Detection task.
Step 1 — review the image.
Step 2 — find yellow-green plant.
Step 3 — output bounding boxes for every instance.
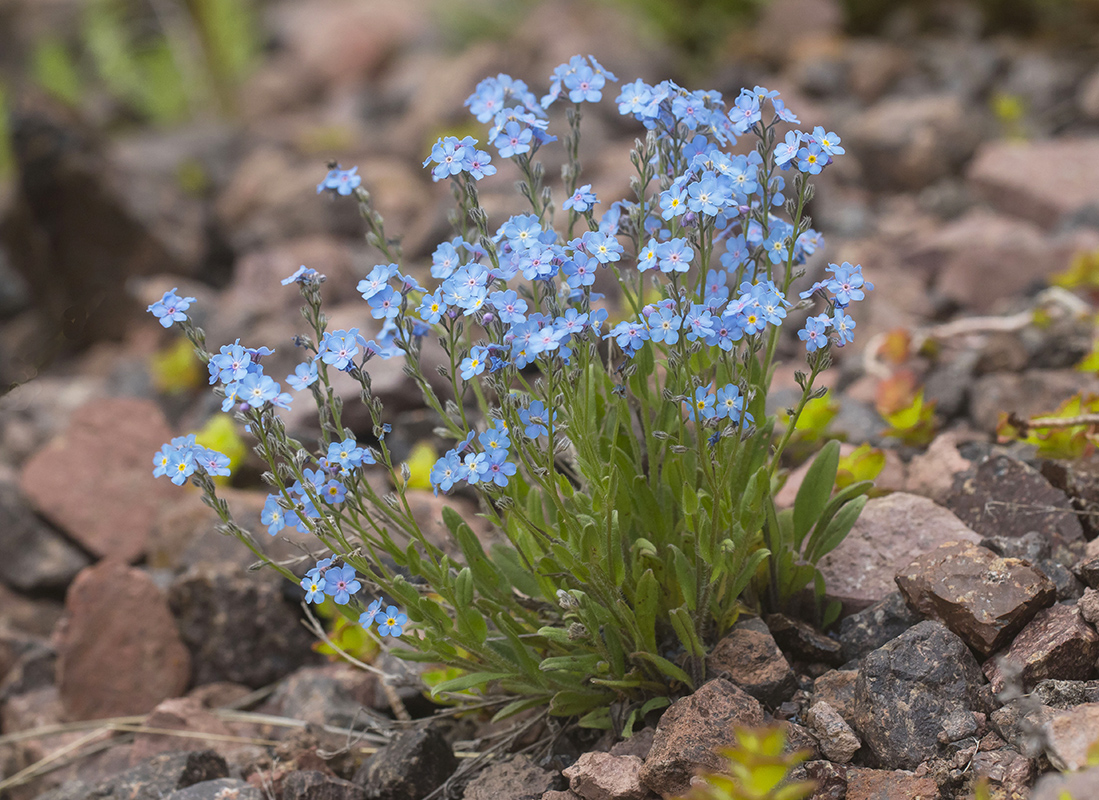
[677,726,815,800]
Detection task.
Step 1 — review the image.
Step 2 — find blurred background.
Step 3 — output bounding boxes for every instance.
[1,0,1099,392]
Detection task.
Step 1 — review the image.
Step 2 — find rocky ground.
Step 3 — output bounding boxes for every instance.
[4,0,1099,798]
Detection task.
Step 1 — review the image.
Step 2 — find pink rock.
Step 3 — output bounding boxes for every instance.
[906,209,1095,312]
[1042,703,1099,771]
[19,397,177,562]
[968,137,1099,229]
[905,431,973,504]
[816,493,982,614]
[844,767,940,800]
[56,560,191,720]
[562,752,653,800]
[984,604,1099,693]
[638,679,764,798]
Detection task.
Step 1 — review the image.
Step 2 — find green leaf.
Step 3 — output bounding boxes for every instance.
[806,494,867,564]
[456,605,488,645]
[540,654,602,674]
[669,606,705,658]
[633,569,659,653]
[430,671,511,697]
[549,690,613,716]
[631,651,694,689]
[578,707,613,729]
[669,546,696,611]
[489,543,541,598]
[793,440,840,549]
[682,482,699,516]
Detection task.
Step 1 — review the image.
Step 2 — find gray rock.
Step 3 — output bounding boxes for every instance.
[812,669,858,726]
[269,665,378,729]
[853,621,986,769]
[805,702,861,763]
[461,754,562,800]
[168,563,319,688]
[354,728,456,800]
[1042,456,1099,540]
[283,770,364,800]
[945,454,1084,546]
[166,778,262,800]
[561,752,651,800]
[969,370,1099,435]
[838,592,923,662]
[1081,587,1099,625]
[843,767,940,800]
[1032,678,1099,708]
[848,94,982,191]
[969,748,1034,800]
[764,613,845,666]
[0,482,90,592]
[36,750,229,800]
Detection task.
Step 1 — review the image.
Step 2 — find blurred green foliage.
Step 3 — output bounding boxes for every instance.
[0,0,261,181]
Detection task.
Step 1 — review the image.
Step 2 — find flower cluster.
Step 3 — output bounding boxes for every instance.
[429,419,517,495]
[423,136,496,182]
[796,261,873,352]
[207,338,292,413]
[152,434,231,486]
[145,54,874,719]
[260,436,375,536]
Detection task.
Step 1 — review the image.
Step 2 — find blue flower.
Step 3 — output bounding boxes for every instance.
[832,309,856,345]
[307,558,333,580]
[797,143,825,175]
[563,184,597,213]
[194,447,231,478]
[657,238,693,274]
[489,290,527,324]
[261,494,286,536]
[810,126,844,157]
[375,605,407,637]
[287,361,319,391]
[485,449,517,487]
[648,307,682,345]
[166,448,196,486]
[322,479,347,504]
[358,263,399,301]
[318,329,365,371]
[581,230,623,264]
[824,262,873,306]
[686,386,716,422]
[317,165,361,195]
[774,131,801,169]
[323,565,361,605]
[368,286,400,320]
[281,265,323,286]
[147,288,197,328]
[360,597,384,628]
[301,575,327,604]
[715,384,753,424]
[418,289,447,324]
[423,136,473,181]
[494,120,533,158]
[460,345,489,380]
[637,239,659,272]
[519,400,555,439]
[799,313,832,352]
[328,438,370,470]
[208,341,251,385]
[430,450,465,496]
